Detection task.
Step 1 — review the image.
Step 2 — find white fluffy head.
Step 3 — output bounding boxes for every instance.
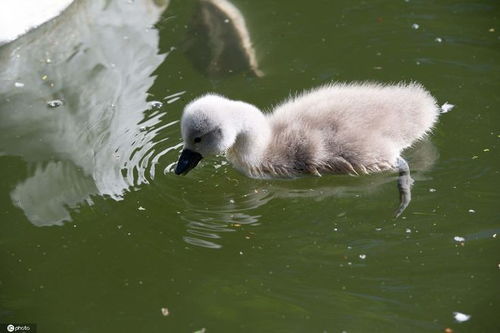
[180,94,238,156]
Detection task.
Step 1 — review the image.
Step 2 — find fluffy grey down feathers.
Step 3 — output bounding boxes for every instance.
[179,82,439,178]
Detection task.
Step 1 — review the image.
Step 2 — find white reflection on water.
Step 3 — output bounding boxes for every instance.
[0,0,172,226]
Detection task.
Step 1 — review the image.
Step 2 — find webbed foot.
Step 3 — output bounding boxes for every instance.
[395,157,414,218]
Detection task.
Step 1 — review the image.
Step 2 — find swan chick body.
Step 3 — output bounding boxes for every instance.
[175,82,439,178]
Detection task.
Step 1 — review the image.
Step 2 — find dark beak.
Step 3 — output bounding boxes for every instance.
[175,149,203,175]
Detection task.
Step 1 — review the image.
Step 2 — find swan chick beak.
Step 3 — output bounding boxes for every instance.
[175,149,203,175]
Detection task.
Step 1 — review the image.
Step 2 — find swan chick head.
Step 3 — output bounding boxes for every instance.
[175,94,238,175]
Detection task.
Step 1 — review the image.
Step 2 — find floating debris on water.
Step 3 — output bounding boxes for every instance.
[411,23,420,30]
[471,155,479,160]
[42,75,48,80]
[150,101,163,109]
[441,102,455,113]
[435,37,443,43]
[489,28,495,32]
[453,236,465,242]
[453,311,471,323]
[359,254,367,260]
[405,228,412,234]
[161,307,169,316]
[138,206,146,211]
[468,209,475,214]
[483,148,490,152]
[444,328,453,333]
[47,99,63,108]
[193,329,206,333]
[429,188,437,192]
[14,82,24,87]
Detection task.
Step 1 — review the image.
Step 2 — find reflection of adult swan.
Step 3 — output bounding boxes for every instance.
[0,0,170,226]
[184,0,263,77]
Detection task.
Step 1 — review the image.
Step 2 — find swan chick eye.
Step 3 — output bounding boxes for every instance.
[194,137,201,143]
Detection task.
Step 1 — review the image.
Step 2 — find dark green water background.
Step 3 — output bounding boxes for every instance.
[1,0,499,332]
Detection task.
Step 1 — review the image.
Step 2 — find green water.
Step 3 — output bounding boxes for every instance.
[1,0,499,332]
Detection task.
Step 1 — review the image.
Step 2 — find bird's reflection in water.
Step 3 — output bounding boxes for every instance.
[176,140,438,249]
[0,0,173,226]
[184,0,264,77]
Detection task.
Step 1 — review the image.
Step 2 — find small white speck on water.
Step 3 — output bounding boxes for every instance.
[375,227,382,231]
[493,233,497,238]
[117,225,123,229]
[411,23,420,30]
[453,312,471,322]
[333,228,338,232]
[47,99,63,108]
[405,228,412,234]
[468,209,476,214]
[239,251,244,255]
[359,254,367,260]
[441,102,455,113]
[161,307,169,316]
[138,206,146,211]
[150,101,163,109]
[224,18,230,23]
[454,236,465,242]
[46,58,52,63]
[14,82,24,87]
[229,199,235,204]
[429,188,437,192]
[435,37,443,43]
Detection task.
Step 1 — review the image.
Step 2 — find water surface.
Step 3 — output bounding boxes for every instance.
[1,0,499,332]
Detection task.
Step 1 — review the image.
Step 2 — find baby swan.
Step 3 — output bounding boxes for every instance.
[175,82,439,180]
